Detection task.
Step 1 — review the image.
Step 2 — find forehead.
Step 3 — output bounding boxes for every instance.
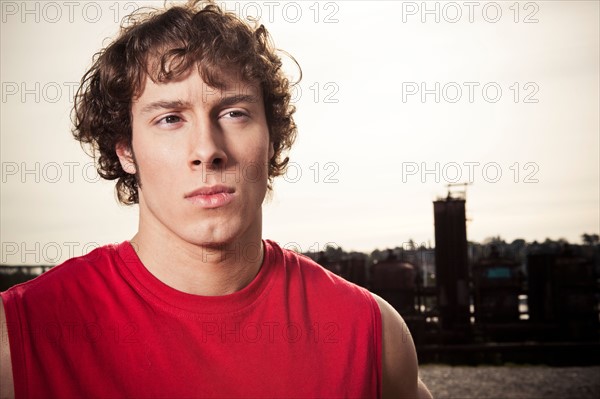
[133,67,262,106]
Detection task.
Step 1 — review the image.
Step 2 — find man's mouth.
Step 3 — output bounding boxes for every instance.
[184,185,235,208]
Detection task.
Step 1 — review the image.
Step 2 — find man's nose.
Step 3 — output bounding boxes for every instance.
[189,121,228,170]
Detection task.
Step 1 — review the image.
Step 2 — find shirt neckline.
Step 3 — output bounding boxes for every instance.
[113,239,278,317]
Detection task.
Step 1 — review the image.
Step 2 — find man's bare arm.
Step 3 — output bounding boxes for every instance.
[372,294,433,399]
[0,297,15,399]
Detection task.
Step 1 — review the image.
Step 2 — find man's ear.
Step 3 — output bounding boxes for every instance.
[116,143,137,174]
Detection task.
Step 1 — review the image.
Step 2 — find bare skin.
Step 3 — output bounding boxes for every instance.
[118,71,273,297]
[373,294,433,399]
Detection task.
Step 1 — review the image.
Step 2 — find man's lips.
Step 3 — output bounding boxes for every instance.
[184,185,235,208]
[185,185,235,197]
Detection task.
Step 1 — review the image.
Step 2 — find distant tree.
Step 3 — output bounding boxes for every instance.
[483,236,505,245]
[369,249,385,265]
[505,239,527,261]
[582,233,600,245]
[324,243,343,262]
[510,239,526,247]
[541,238,556,253]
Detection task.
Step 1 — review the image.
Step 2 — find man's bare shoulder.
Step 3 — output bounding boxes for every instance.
[371,293,433,399]
[1,297,15,398]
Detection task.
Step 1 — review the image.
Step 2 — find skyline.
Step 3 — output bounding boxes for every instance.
[1,1,598,264]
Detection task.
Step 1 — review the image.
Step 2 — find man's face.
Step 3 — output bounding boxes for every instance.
[121,69,273,248]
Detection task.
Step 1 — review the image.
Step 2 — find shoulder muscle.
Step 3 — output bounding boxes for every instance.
[372,293,432,399]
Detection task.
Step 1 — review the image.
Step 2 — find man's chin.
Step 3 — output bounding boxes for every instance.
[188,230,237,249]
[195,239,234,250]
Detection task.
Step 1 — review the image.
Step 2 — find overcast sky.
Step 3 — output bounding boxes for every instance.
[1,1,598,264]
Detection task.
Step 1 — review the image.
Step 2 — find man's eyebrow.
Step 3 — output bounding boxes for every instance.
[139,100,193,115]
[138,95,260,115]
[216,94,261,108]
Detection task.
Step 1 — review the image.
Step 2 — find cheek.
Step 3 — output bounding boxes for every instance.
[236,143,271,179]
[133,135,184,187]
[230,130,271,161]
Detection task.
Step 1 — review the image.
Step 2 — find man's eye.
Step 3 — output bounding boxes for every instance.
[222,110,248,119]
[161,115,182,124]
[156,115,182,125]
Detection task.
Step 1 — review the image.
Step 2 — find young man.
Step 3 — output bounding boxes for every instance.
[1,1,432,397]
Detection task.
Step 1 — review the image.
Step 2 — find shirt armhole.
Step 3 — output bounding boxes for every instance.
[2,289,29,398]
[365,289,383,399]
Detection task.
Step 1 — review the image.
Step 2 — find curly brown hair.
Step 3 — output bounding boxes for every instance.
[72,0,298,205]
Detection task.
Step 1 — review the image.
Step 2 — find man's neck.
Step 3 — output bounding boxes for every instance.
[129,221,264,297]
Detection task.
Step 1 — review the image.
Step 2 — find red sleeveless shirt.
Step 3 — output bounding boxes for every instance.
[2,240,381,398]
